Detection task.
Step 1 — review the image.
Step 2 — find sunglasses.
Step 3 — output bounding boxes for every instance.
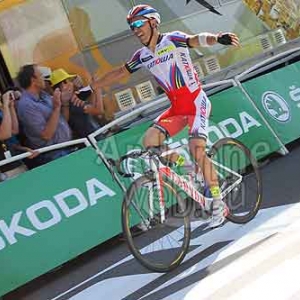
[130,19,148,30]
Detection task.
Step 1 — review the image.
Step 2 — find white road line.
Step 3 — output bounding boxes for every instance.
[228,253,300,300]
[144,203,300,298]
[180,230,300,300]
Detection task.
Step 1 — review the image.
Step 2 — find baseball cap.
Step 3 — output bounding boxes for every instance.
[38,66,52,81]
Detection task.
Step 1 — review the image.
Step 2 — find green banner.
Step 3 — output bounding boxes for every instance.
[0,147,123,296]
[242,61,300,145]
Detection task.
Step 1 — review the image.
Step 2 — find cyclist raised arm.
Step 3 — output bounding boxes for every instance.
[187,32,240,48]
[94,65,129,88]
[96,4,240,228]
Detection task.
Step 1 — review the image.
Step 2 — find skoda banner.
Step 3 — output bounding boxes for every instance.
[0,147,123,297]
[242,61,300,145]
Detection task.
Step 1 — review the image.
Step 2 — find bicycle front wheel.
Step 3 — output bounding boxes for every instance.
[122,175,191,273]
[208,138,262,224]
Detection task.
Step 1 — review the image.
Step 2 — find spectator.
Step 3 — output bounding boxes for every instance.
[2,87,39,154]
[38,66,53,95]
[0,90,14,140]
[0,89,36,180]
[16,64,72,166]
[50,68,105,138]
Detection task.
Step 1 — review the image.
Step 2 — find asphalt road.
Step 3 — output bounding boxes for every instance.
[4,142,300,300]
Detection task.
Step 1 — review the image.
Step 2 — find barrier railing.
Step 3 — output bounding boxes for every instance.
[88,80,238,191]
[235,46,300,82]
[89,78,283,193]
[0,138,90,168]
[88,79,237,141]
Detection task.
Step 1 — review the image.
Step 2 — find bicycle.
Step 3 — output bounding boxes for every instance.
[109,137,262,273]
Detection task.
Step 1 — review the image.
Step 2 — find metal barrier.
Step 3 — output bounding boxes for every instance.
[0,138,90,168]
[235,46,300,82]
[88,80,238,191]
[88,79,237,140]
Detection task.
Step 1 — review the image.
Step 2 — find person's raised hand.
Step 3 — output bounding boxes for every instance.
[72,75,84,90]
[13,90,22,101]
[52,88,62,110]
[2,91,14,108]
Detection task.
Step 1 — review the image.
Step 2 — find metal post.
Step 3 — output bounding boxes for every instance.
[234,79,289,155]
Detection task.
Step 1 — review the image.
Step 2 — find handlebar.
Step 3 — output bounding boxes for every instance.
[107,150,148,178]
[107,148,170,178]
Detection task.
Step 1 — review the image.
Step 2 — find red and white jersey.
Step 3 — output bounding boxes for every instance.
[125,31,201,99]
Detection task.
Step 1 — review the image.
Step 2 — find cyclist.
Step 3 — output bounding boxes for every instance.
[93,4,240,228]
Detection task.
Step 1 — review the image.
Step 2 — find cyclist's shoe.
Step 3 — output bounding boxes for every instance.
[208,200,228,229]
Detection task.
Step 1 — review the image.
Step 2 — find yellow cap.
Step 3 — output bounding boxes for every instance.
[50,68,76,86]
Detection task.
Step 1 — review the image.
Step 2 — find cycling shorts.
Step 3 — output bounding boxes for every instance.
[154,87,211,139]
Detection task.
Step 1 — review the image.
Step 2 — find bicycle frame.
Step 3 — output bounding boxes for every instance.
[148,147,243,223]
[92,141,244,227]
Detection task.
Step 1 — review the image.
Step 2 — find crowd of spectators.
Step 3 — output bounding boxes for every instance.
[0,64,107,181]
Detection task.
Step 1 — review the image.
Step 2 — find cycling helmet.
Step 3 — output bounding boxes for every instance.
[127,4,161,24]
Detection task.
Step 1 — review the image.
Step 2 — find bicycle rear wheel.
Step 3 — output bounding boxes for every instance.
[208,138,262,224]
[122,174,191,273]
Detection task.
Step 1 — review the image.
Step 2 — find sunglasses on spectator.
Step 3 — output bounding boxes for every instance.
[130,19,148,30]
